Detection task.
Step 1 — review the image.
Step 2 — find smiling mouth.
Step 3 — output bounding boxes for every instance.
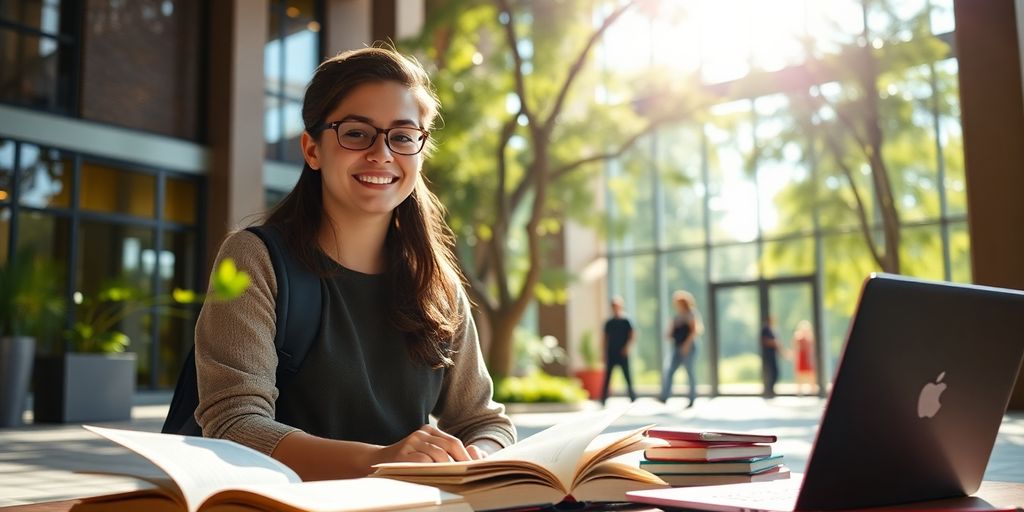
[354,175,398,185]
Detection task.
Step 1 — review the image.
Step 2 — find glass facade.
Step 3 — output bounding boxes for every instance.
[0,0,79,112]
[602,0,967,397]
[0,139,203,389]
[265,0,322,163]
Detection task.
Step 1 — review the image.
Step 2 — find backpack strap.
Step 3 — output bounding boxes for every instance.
[245,225,322,383]
[160,227,322,436]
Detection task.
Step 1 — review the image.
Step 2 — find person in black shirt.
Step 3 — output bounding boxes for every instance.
[601,297,637,405]
[761,316,781,398]
[660,290,702,407]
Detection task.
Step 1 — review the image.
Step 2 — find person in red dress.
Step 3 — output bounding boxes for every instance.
[792,320,817,396]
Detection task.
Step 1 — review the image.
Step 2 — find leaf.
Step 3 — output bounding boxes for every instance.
[212,259,251,300]
[172,288,198,304]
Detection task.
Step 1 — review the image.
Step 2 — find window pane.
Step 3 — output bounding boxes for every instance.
[698,0,750,83]
[264,94,282,159]
[281,99,305,163]
[0,139,14,202]
[713,285,760,394]
[76,221,156,383]
[14,211,71,353]
[900,224,944,281]
[755,94,814,237]
[18,144,70,208]
[710,242,757,282]
[748,0,804,72]
[80,0,202,140]
[880,64,941,223]
[0,0,63,34]
[804,0,863,58]
[607,144,656,252]
[0,31,67,111]
[282,0,319,99]
[706,100,756,243]
[935,58,965,217]
[658,124,704,247]
[948,221,970,283]
[762,237,815,278]
[81,162,156,218]
[163,175,198,225]
[157,229,199,387]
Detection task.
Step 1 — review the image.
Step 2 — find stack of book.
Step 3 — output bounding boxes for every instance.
[640,428,790,487]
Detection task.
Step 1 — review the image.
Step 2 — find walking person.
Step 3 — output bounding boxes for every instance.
[601,297,637,405]
[660,290,702,408]
[761,316,781,398]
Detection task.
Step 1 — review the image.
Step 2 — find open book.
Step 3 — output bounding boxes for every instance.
[371,409,669,511]
[80,426,470,512]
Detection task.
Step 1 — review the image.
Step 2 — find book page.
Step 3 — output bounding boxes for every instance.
[207,478,467,512]
[85,426,300,512]
[484,408,626,489]
[374,408,627,493]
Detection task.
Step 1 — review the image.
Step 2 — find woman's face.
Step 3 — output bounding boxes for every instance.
[305,80,425,221]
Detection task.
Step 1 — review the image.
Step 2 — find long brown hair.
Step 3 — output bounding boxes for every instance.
[264,46,461,368]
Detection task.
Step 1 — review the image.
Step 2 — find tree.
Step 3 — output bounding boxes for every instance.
[401,0,700,377]
[763,1,952,274]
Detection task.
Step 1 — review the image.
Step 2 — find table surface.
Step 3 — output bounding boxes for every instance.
[1,481,1022,512]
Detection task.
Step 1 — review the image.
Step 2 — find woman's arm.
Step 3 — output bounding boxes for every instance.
[434,290,517,455]
[194,231,299,454]
[272,424,474,480]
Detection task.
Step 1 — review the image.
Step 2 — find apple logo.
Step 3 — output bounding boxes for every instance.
[917,371,947,418]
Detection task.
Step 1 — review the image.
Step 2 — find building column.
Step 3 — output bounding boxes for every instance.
[206,0,268,272]
[954,0,1024,409]
[324,0,424,55]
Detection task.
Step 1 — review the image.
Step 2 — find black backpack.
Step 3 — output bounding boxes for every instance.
[161,225,322,436]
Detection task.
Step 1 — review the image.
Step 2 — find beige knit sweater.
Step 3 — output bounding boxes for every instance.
[193,230,516,456]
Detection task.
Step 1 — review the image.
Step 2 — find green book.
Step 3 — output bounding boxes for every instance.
[640,455,784,475]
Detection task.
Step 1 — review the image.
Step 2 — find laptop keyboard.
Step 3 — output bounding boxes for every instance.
[714,487,797,504]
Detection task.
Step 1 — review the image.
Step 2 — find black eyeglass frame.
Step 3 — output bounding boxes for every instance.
[316,120,430,156]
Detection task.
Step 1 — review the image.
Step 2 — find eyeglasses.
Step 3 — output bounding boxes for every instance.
[317,120,430,156]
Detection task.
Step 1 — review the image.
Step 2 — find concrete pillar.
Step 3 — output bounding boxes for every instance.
[206,0,268,272]
[324,0,424,55]
[954,0,1024,410]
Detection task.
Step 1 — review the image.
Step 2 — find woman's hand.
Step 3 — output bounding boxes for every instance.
[374,425,472,464]
[467,438,503,460]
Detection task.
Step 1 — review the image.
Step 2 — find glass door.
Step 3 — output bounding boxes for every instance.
[710,277,820,396]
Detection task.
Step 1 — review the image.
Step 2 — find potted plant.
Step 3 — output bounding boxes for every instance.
[0,254,65,427]
[573,330,604,400]
[33,259,250,423]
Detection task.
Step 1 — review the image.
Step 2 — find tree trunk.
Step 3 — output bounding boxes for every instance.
[486,311,518,378]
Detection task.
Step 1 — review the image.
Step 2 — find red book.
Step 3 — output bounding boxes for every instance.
[646,428,777,444]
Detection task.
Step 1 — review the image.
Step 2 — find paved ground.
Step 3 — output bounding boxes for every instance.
[1,395,1022,507]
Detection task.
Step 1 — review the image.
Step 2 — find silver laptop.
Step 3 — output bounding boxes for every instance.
[629,273,1024,511]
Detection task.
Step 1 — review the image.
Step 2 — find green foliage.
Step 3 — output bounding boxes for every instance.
[397,0,702,376]
[512,328,567,376]
[66,259,250,354]
[0,252,65,341]
[577,329,600,369]
[493,371,587,403]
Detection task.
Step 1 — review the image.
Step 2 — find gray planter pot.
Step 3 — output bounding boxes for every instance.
[33,352,136,423]
[0,336,35,427]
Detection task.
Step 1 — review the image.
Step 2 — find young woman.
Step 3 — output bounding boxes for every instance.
[193,47,516,480]
[660,290,702,407]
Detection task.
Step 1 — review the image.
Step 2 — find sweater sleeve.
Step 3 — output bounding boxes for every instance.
[194,230,300,455]
[433,289,517,449]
